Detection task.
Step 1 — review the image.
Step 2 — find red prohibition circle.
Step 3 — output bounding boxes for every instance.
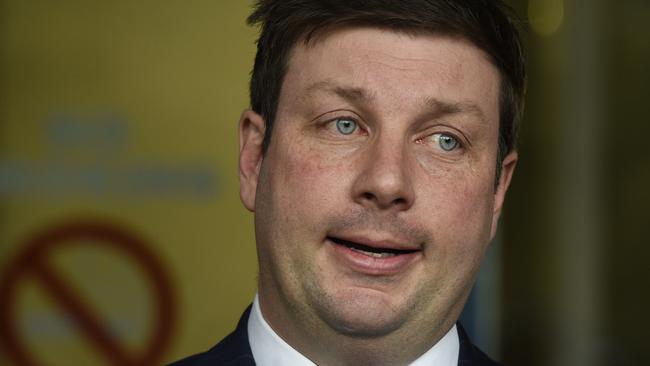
[0,220,176,366]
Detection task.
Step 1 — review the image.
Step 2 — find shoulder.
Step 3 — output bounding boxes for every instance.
[167,307,256,366]
[457,323,504,366]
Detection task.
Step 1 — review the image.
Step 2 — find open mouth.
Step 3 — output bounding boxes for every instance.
[328,236,419,258]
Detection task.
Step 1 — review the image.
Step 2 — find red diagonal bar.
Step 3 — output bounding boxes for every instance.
[31,260,135,366]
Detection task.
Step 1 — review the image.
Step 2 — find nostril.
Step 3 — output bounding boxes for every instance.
[392,197,407,206]
[360,191,409,208]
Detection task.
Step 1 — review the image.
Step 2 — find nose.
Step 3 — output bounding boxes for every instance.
[351,138,415,212]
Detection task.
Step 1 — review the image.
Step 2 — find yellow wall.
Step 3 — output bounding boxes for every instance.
[0,1,258,364]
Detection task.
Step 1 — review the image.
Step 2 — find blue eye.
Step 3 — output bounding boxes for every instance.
[434,133,459,151]
[335,118,357,135]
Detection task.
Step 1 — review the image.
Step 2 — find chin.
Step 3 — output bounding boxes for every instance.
[311,286,410,338]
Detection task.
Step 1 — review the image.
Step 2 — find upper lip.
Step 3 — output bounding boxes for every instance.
[327,233,422,253]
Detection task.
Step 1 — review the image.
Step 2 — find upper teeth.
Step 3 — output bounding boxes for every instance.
[350,247,396,258]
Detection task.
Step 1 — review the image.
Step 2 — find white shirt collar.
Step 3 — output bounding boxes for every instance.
[248,294,459,366]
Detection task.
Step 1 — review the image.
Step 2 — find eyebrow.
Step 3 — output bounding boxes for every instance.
[423,97,487,123]
[305,80,375,103]
[305,80,486,122]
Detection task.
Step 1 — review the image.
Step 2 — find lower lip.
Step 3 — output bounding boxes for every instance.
[328,240,421,276]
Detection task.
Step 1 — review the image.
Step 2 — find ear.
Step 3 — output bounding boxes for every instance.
[490,151,518,239]
[239,110,266,212]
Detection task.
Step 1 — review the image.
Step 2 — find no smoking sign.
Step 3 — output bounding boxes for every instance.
[0,220,176,366]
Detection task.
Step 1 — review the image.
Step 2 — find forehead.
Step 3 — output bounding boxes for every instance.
[279,27,500,123]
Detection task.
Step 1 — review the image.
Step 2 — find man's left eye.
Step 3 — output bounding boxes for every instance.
[432,133,459,151]
[335,118,357,135]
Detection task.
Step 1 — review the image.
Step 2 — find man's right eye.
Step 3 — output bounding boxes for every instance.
[335,118,358,135]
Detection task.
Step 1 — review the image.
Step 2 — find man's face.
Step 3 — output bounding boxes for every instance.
[240,27,516,347]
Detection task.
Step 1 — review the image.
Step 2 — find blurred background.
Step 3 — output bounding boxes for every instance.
[0,1,647,365]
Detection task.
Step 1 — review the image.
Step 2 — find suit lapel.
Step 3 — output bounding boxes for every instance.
[168,306,256,366]
[457,322,503,366]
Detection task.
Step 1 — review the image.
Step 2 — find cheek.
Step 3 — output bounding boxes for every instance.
[423,168,496,254]
[422,182,494,302]
[287,140,351,188]
[434,146,497,229]
[264,141,350,223]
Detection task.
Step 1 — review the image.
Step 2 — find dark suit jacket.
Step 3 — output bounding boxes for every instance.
[169,306,503,366]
